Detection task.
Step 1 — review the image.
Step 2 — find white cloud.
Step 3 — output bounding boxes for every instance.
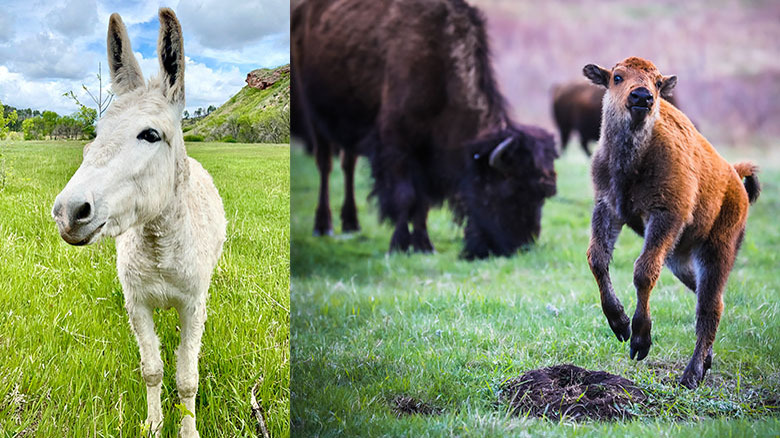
[47,0,99,38]
[0,32,96,80]
[176,0,289,50]
[0,0,287,116]
[0,13,14,42]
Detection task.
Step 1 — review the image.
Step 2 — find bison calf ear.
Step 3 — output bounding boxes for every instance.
[583,64,610,88]
[660,75,677,99]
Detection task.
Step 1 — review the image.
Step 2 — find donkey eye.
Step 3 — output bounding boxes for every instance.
[137,128,161,143]
[613,75,623,84]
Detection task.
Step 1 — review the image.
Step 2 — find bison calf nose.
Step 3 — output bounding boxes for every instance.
[629,88,653,108]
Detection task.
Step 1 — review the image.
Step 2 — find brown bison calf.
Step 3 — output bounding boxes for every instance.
[583,57,760,388]
[552,81,678,157]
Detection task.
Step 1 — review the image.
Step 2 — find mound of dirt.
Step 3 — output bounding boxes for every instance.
[391,396,442,416]
[500,364,645,421]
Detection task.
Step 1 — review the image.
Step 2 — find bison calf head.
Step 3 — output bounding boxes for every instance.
[459,125,558,259]
[584,57,677,131]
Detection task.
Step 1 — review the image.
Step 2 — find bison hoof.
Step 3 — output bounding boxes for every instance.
[313,228,334,237]
[341,222,361,233]
[608,315,631,342]
[629,336,651,361]
[679,370,703,389]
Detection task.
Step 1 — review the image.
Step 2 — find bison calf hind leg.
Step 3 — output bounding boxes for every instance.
[680,240,735,389]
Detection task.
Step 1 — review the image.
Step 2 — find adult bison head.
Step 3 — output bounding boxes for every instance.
[458,125,558,259]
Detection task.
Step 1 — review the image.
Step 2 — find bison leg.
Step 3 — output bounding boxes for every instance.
[680,232,738,388]
[410,204,434,253]
[587,199,629,341]
[340,148,360,233]
[313,136,334,236]
[579,136,592,157]
[666,249,697,292]
[558,126,570,152]
[630,211,684,361]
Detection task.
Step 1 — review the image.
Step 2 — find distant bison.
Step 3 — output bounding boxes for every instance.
[292,0,558,258]
[552,81,678,156]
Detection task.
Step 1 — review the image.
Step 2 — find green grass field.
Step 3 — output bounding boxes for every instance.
[290,143,779,436]
[0,141,289,437]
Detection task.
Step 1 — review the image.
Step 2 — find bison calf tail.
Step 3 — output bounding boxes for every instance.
[734,162,761,204]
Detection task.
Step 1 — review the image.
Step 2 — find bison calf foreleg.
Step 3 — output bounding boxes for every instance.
[630,212,684,361]
[587,200,630,341]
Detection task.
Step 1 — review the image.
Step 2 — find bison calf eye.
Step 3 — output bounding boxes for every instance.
[613,75,623,84]
[656,80,662,88]
[137,128,161,143]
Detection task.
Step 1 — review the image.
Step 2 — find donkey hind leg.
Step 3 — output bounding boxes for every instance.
[410,202,434,253]
[340,149,360,233]
[587,200,629,341]
[176,302,207,437]
[127,304,164,437]
[680,239,736,389]
[313,135,334,237]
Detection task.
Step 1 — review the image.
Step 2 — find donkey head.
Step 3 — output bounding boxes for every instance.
[53,8,187,245]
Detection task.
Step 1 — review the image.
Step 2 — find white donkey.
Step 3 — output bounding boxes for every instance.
[52,8,225,437]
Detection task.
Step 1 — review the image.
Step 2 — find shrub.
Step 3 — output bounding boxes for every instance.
[183,134,204,142]
[220,135,237,143]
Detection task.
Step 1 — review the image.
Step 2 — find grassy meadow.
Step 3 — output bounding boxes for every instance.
[0,141,289,436]
[290,143,779,436]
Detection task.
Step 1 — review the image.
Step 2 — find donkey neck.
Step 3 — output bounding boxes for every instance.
[137,157,192,255]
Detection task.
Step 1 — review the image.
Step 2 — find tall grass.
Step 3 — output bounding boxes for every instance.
[290,142,779,436]
[0,141,290,437]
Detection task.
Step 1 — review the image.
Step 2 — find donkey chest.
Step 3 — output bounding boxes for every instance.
[116,233,204,307]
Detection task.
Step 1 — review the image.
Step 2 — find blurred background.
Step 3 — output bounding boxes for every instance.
[473,0,779,150]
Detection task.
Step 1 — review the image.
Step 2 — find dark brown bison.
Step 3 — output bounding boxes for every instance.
[552,81,678,157]
[292,0,558,258]
[584,57,760,388]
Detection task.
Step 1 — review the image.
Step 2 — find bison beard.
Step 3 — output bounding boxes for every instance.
[293,0,558,258]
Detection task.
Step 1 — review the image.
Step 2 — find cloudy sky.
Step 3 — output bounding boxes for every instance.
[0,0,289,115]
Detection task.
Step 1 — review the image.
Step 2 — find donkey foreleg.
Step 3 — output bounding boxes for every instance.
[630,211,684,361]
[176,301,207,438]
[587,200,629,341]
[127,303,164,436]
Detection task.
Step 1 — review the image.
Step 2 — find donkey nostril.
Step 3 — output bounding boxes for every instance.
[74,202,93,222]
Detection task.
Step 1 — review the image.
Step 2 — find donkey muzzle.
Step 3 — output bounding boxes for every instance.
[52,192,105,246]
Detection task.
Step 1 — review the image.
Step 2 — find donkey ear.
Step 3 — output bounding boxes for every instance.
[157,8,185,107]
[107,13,144,95]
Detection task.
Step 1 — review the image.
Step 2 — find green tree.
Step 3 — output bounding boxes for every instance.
[75,106,97,138]
[22,116,45,140]
[41,111,59,138]
[207,105,216,115]
[183,110,190,119]
[0,99,18,138]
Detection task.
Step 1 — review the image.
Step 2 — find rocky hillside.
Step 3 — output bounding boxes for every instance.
[184,64,290,143]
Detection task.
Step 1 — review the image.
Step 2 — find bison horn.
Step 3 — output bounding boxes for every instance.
[488,136,514,168]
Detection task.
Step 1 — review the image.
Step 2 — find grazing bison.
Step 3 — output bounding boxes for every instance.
[292,0,558,258]
[552,81,678,157]
[584,57,760,388]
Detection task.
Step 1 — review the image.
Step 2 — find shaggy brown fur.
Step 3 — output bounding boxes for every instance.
[583,57,760,389]
[552,81,678,157]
